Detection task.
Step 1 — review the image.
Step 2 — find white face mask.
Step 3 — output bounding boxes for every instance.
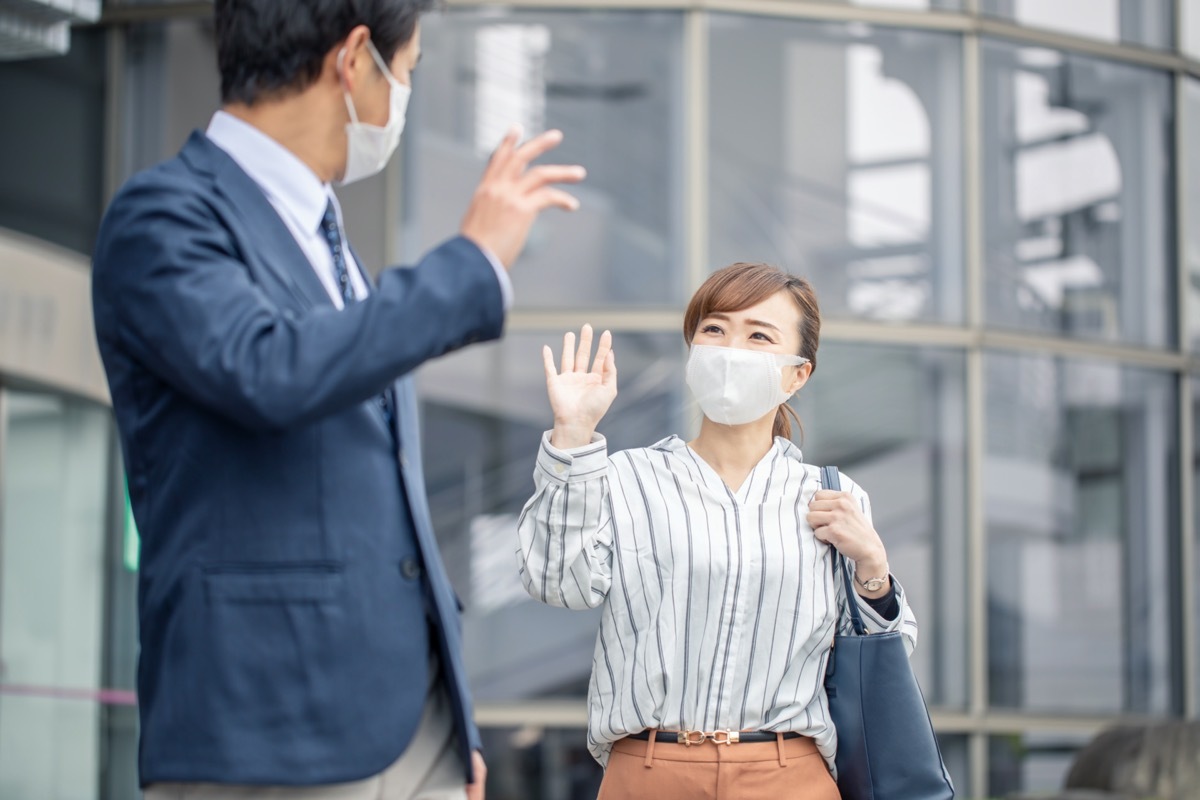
[337,41,411,186]
[685,344,809,426]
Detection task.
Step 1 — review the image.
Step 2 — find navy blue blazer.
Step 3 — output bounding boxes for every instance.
[91,132,503,787]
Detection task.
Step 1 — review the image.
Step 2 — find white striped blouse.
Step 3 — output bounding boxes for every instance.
[515,431,919,772]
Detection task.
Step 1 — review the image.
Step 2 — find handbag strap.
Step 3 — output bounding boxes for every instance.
[819,466,867,636]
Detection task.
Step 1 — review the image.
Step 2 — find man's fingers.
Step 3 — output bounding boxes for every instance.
[484,124,523,179]
[510,128,565,172]
[576,324,594,373]
[561,331,576,374]
[591,330,612,375]
[542,345,558,380]
[530,187,581,213]
[520,164,587,192]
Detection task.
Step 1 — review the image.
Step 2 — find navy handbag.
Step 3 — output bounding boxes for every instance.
[820,466,955,800]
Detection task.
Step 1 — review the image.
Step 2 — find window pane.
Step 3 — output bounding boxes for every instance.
[119,19,219,181]
[791,343,968,708]
[0,28,105,254]
[937,734,971,797]
[830,0,962,9]
[709,16,964,324]
[982,43,1174,348]
[1187,1,1200,58]
[1187,79,1200,352]
[989,731,1094,797]
[1194,376,1200,702]
[982,0,1173,50]
[986,354,1179,715]
[403,11,686,308]
[479,727,602,799]
[418,332,684,701]
[0,392,113,798]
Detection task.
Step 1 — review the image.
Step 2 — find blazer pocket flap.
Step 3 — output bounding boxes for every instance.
[204,567,343,603]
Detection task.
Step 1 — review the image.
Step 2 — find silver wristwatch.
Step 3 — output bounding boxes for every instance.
[855,570,889,592]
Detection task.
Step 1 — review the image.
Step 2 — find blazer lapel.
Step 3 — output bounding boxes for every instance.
[182,132,333,311]
[347,243,404,447]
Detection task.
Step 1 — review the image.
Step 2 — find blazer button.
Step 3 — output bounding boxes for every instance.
[400,558,422,580]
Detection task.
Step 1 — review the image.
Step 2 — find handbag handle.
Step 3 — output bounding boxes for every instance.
[820,466,868,636]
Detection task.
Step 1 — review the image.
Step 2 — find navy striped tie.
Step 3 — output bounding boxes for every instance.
[320,201,396,437]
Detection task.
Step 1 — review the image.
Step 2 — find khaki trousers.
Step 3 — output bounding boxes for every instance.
[144,679,466,800]
[597,733,840,800]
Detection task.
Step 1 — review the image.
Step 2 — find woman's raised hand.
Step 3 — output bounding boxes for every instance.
[543,325,618,450]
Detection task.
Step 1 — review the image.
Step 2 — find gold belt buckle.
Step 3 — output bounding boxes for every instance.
[675,729,740,746]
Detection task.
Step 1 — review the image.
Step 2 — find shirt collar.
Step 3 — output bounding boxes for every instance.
[651,434,805,463]
[205,110,331,236]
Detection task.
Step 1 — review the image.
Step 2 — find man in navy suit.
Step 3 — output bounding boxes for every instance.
[91,1,585,797]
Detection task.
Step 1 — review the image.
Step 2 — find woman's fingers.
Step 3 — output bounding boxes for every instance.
[806,510,836,528]
[555,326,617,379]
[602,349,618,390]
[561,331,576,374]
[542,345,557,380]
[591,330,612,375]
[576,325,594,373]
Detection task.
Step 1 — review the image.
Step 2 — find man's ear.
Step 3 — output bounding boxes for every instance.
[333,25,372,92]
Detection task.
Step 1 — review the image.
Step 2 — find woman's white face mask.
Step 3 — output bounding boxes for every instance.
[685,344,809,426]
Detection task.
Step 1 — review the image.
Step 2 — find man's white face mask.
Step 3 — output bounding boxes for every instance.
[337,40,411,186]
[685,344,809,426]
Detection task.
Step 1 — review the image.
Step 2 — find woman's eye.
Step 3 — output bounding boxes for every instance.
[750,332,774,342]
[702,324,723,334]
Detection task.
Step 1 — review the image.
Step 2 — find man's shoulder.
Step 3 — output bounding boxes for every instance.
[111,137,213,206]
[93,136,227,285]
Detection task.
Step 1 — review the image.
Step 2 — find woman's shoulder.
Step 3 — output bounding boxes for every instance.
[795,448,868,498]
[606,435,688,468]
[823,466,869,499]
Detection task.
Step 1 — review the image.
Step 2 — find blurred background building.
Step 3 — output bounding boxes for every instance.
[0,0,1198,797]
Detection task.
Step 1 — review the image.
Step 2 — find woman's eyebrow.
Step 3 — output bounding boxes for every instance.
[702,313,782,334]
[745,319,782,333]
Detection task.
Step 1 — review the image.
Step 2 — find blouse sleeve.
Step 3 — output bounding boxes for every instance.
[516,431,615,610]
[832,473,920,656]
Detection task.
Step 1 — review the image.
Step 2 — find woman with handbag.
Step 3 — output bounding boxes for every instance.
[516,262,921,800]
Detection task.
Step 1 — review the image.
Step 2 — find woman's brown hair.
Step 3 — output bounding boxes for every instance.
[683,262,821,440]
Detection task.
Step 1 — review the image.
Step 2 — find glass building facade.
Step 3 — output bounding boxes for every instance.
[0,1,1197,797]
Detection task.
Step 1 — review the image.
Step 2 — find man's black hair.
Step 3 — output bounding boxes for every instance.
[215,0,437,105]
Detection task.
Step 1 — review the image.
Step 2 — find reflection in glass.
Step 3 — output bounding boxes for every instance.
[709,16,964,324]
[418,333,684,701]
[1187,80,1200,352]
[403,11,686,308]
[0,392,113,797]
[791,343,968,708]
[982,43,1174,348]
[986,354,1178,714]
[981,0,1173,50]
[989,732,1095,797]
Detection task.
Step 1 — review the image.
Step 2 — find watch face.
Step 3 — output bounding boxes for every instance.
[863,577,886,591]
